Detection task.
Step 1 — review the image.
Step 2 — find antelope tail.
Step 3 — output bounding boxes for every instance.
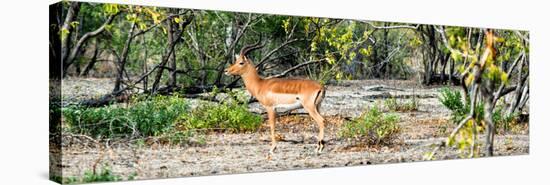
[314,87,326,112]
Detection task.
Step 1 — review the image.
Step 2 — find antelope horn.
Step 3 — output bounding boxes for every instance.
[239,36,264,57]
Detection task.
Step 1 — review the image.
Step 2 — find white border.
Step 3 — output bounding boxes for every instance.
[1,0,548,184]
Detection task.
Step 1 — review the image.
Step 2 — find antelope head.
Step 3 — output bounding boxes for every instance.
[225,54,252,76]
[224,40,263,76]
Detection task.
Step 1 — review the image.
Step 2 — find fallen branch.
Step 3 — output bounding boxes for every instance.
[363,85,405,92]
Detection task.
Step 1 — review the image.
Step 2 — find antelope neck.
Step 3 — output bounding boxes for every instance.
[240,66,262,97]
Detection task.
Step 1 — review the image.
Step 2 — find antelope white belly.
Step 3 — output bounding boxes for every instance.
[274,101,303,111]
[268,92,303,111]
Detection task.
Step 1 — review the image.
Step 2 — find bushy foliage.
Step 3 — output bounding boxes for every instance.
[62,95,190,138]
[177,101,263,133]
[63,93,263,141]
[339,106,401,145]
[438,88,518,132]
[438,87,469,123]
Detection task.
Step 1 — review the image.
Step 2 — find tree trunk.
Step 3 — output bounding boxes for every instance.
[448,59,455,85]
[141,35,149,91]
[113,22,137,93]
[440,53,449,83]
[64,12,118,77]
[383,25,390,78]
[483,98,495,156]
[506,58,528,116]
[151,12,192,93]
[422,26,438,85]
[60,2,80,77]
[50,3,63,79]
[80,39,100,76]
[167,10,178,87]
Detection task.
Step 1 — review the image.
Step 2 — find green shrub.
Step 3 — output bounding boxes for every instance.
[178,101,262,133]
[82,166,121,183]
[493,105,520,134]
[438,88,482,124]
[63,93,262,142]
[339,106,401,145]
[62,95,190,138]
[54,166,136,184]
[438,88,519,133]
[439,88,465,113]
[384,97,418,112]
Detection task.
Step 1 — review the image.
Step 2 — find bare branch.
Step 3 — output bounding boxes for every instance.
[256,38,308,67]
[132,10,191,39]
[65,12,119,68]
[515,31,529,44]
[434,26,477,60]
[360,21,419,30]
[492,51,525,108]
[265,59,323,79]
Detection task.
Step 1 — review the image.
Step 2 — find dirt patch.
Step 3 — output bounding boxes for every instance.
[56,133,528,180]
[400,117,454,139]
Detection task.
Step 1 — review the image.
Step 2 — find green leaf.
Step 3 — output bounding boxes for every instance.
[60,27,70,41]
[70,21,79,29]
[174,17,182,24]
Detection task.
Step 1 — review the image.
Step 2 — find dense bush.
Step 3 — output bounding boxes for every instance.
[339,106,401,145]
[438,88,464,111]
[177,101,263,133]
[438,87,480,124]
[63,94,263,140]
[62,95,190,138]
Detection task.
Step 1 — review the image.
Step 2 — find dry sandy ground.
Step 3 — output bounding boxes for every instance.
[55,79,529,181]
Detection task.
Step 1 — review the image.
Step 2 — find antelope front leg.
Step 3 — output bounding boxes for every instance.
[266,107,278,157]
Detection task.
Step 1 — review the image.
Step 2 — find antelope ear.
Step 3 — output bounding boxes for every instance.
[235,54,240,60]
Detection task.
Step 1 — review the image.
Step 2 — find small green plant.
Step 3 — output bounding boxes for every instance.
[439,88,468,123]
[384,97,418,112]
[493,105,520,134]
[178,101,263,133]
[438,88,486,124]
[339,106,401,145]
[50,175,78,184]
[54,166,137,184]
[127,172,138,181]
[82,166,121,183]
[439,88,465,113]
[384,97,399,111]
[159,130,196,145]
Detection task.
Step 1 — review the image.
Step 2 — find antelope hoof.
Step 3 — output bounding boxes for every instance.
[266,145,277,160]
[269,144,278,154]
[316,141,325,154]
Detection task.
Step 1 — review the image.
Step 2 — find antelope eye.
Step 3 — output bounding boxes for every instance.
[239,62,244,65]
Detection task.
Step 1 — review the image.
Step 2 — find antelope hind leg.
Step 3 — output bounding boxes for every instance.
[266,107,278,159]
[304,103,325,154]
